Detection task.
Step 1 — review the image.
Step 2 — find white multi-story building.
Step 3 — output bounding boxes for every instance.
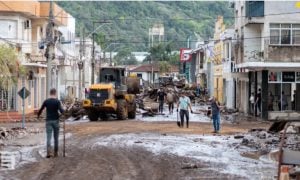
[0,1,76,121]
[234,1,300,119]
[221,28,236,109]
[57,14,77,100]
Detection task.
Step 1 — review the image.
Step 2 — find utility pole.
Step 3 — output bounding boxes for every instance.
[78,27,84,100]
[82,28,85,90]
[91,21,111,84]
[110,51,112,66]
[91,22,95,84]
[45,1,55,98]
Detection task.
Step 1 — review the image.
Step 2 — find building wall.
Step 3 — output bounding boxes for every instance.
[213,65,223,103]
[243,24,263,63]
[133,72,159,82]
[15,67,46,114]
[57,14,76,99]
[0,14,32,54]
[0,2,74,120]
[225,78,235,109]
[213,16,225,103]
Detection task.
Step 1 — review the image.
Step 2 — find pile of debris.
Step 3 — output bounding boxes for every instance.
[137,83,209,116]
[235,123,300,153]
[0,127,42,141]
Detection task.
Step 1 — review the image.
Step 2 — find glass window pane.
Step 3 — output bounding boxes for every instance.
[270,29,280,44]
[293,24,300,28]
[270,23,280,28]
[293,30,300,44]
[281,24,291,28]
[281,29,291,44]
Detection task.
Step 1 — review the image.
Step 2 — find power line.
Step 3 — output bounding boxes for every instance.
[1,35,299,46]
[90,35,298,44]
[37,11,300,22]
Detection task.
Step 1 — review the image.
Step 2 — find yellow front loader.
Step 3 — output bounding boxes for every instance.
[83,67,140,121]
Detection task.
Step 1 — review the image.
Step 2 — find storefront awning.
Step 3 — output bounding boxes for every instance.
[236,62,300,71]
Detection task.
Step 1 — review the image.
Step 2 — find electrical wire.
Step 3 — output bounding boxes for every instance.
[37,11,300,22]
[2,1,300,22]
[2,34,300,47]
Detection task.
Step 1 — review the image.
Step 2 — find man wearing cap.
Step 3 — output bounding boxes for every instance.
[157,87,167,114]
[177,92,193,128]
[210,96,221,133]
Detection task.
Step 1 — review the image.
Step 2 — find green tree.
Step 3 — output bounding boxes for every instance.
[114,48,138,65]
[159,61,171,73]
[0,44,23,89]
[95,32,107,48]
[145,42,175,62]
[169,52,180,65]
[58,1,234,51]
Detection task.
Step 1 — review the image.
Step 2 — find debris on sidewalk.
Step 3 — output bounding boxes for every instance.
[0,127,42,140]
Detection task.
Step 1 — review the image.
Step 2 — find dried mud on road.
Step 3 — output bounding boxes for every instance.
[1,120,275,180]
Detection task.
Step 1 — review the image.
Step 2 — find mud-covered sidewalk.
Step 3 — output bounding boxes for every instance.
[0,119,276,180]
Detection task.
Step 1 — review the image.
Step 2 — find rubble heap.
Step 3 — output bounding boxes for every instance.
[236,126,300,153]
[0,127,42,141]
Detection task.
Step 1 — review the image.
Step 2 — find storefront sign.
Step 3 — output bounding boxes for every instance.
[180,48,192,62]
[282,72,295,82]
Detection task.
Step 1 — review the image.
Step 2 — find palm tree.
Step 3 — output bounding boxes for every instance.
[0,44,23,89]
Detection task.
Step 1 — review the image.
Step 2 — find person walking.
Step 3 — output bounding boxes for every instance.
[268,92,274,111]
[292,90,296,110]
[210,96,221,133]
[166,90,175,114]
[196,84,201,97]
[255,88,262,116]
[177,92,193,128]
[249,93,255,115]
[282,91,288,110]
[157,87,166,114]
[38,88,64,158]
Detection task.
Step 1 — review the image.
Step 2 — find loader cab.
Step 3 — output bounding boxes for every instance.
[99,67,126,87]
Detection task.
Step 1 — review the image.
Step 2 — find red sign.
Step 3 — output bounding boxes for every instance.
[180,48,192,62]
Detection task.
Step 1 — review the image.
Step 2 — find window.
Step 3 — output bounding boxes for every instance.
[246,1,264,17]
[0,20,17,39]
[270,23,300,45]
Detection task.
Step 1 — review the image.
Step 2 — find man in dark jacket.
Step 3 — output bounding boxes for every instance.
[38,88,64,158]
[210,96,221,133]
[157,87,166,114]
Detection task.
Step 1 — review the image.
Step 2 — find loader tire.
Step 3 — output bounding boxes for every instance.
[99,114,109,121]
[88,110,98,121]
[117,99,128,120]
[128,103,136,119]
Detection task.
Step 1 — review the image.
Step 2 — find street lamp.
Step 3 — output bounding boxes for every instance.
[91,21,111,84]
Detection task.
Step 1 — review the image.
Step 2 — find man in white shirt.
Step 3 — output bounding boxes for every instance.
[177,92,193,128]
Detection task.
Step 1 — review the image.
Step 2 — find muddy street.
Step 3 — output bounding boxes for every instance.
[0,119,277,180]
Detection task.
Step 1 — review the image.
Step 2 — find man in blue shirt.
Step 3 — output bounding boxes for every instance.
[38,88,64,158]
[177,92,193,128]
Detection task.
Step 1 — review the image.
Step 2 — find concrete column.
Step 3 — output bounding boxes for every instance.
[254,72,258,116]
[261,70,268,120]
[296,84,300,111]
[248,72,252,115]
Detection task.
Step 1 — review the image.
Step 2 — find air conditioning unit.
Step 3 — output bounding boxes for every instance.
[24,20,31,29]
